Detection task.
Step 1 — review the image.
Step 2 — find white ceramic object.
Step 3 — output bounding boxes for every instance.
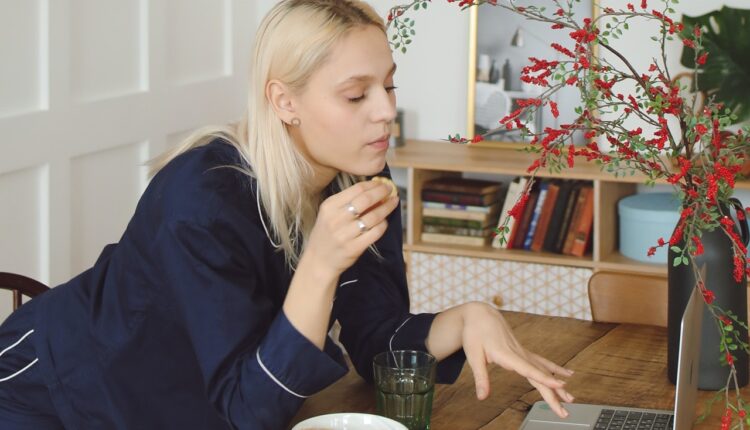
[291,413,408,430]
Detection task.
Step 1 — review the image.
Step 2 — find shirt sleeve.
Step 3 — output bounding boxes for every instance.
[332,169,465,385]
[155,217,347,430]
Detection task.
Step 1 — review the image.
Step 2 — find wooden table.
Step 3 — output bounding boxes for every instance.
[291,312,748,429]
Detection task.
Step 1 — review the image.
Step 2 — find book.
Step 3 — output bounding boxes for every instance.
[543,181,577,253]
[421,190,500,206]
[552,182,583,253]
[569,186,595,257]
[423,216,488,229]
[530,181,560,252]
[421,232,490,247]
[422,207,499,223]
[423,177,503,195]
[562,185,591,255]
[511,186,539,249]
[523,182,549,250]
[491,177,528,249]
[422,201,498,214]
[422,224,490,237]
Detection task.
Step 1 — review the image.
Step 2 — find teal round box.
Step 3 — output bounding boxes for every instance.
[618,193,681,263]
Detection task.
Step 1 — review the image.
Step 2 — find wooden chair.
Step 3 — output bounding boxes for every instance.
[0,272,50,312]
[588,271,668,327]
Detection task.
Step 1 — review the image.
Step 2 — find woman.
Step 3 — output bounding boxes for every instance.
[0,1,574,428]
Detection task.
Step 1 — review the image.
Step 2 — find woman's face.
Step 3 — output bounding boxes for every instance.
[290,25,397,188]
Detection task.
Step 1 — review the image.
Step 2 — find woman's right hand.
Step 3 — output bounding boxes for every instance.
[304,180,400,277]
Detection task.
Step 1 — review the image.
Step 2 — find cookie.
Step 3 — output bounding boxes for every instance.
[371,176,398,199]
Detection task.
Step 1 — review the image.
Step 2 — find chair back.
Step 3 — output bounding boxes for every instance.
[0,272,50,311]
[588,271,668,327]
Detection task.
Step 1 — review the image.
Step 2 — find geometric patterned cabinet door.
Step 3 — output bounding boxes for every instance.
[408,252,594,320]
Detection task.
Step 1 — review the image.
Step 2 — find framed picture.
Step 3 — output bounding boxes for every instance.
[466,1,595,148]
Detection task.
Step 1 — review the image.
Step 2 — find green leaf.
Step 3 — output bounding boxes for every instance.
[670,246,682,253]
[680,7,750,123]
[673,256,683,266]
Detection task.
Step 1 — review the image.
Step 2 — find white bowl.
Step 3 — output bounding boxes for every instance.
[292,413,408,430]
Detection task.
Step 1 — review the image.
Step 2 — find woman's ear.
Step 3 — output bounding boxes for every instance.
[266,79,298,125]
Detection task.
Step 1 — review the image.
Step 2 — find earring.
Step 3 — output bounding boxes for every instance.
[291,118,301,126]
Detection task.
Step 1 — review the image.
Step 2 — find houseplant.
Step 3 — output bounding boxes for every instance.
[387,0,750,427]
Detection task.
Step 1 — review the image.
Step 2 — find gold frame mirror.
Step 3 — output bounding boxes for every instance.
[467,1,598,148]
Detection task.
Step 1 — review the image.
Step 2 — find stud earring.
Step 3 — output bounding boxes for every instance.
[291,118,301,126]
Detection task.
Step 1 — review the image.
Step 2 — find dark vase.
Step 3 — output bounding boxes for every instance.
[667,198,750,389]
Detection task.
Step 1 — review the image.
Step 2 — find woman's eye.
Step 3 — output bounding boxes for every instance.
[348,86,397,103]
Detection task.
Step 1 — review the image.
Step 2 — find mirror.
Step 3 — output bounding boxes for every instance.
[467,1,596,148]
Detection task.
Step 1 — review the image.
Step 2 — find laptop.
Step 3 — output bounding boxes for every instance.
[519,283,704,430]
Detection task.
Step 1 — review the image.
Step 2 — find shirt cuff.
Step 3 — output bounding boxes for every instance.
[256,310,348,398]
[389,313,466,384]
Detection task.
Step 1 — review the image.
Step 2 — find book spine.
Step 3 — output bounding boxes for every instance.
[512,190,539,249]
[421,232,488,247]
[492,178,527,249]
[553,184,582,253]
[569,187,595,257]
[422,224,488,237]
[530,183,560,252]
[422,207,496,222]
[423,217,484,229]
[422,201,495,213]
[523,185,548,250]
[422,190,496,206]
[423,180,502,195]
[562,186,589,255]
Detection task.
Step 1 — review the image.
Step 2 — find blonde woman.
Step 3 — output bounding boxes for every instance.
[0,1,574,428]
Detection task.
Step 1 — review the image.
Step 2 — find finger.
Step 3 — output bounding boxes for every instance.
[331,181,382,208]
[359,195,400,226]
[346,184,393,215]
[529,379,569,419]
[529,353,575,378]
[464,343,491,400]
[348,218,389,250]
[498,352,566,390]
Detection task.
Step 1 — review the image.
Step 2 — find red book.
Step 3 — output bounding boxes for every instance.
[569,186,595,257]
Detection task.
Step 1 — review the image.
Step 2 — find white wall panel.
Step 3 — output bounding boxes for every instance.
[0,165,48,320]
[0,0,47,117]
[70,142,146,274]
[70,0,146,101]
[165,0,230,84]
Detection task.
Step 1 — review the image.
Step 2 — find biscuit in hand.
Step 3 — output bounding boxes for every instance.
[370,176,398,199]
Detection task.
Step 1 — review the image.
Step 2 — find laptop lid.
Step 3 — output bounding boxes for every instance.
[673,282,703,429]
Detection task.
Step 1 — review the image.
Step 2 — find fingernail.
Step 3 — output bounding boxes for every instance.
[476,387,486,398]
[562,408,569,418]
[557,379,567,386]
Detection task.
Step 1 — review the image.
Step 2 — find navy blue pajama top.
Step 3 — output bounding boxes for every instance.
[29,139,465,429]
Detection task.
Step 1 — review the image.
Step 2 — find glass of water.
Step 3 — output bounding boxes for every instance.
[372,350,437,430]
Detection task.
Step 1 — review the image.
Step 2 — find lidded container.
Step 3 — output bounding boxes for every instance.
[618,192,681,263]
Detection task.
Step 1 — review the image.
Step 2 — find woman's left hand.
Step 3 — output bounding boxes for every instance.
[459,302,575,418]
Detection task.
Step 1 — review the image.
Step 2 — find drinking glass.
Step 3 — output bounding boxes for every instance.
[372,350,436,430]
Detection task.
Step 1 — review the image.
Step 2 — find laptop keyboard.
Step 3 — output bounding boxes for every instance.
[594,409,674,430]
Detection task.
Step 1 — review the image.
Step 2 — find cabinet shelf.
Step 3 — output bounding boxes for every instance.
[387,139,734,277]
[405,242,596,269]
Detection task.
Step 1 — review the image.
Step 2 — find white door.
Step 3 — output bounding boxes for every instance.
[0,0,256,320]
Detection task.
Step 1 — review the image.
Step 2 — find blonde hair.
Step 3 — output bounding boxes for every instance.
[149,0,386,269]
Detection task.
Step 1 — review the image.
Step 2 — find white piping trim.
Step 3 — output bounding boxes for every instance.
[389,316,414,352]
[0,329,34,358]
[339,279,358,288]
[0,329,39,383]
[0,358,39,382]
[256,182,281,249]
[255,348,308,399]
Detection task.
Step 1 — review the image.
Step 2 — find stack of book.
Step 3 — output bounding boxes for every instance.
[420,177,503,246]
[491,177,594,257]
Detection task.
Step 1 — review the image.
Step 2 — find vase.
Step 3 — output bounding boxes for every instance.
[667,198,750,389]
